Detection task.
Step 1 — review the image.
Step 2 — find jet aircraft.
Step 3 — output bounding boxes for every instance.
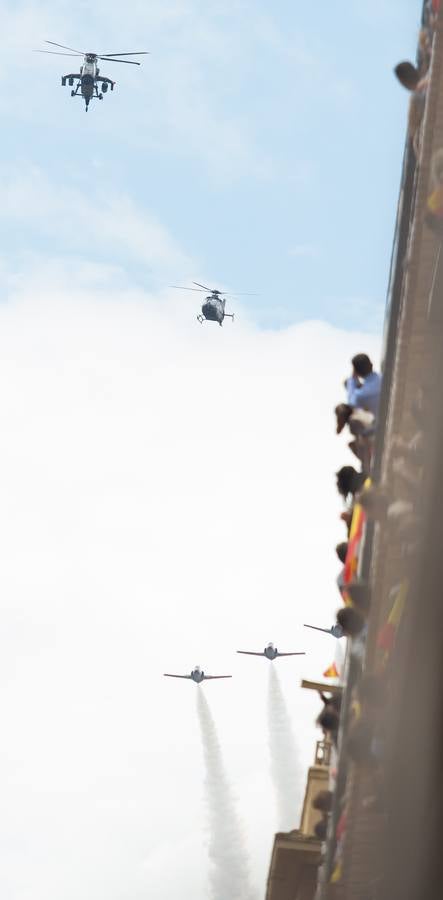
[163,666,232,683]
[304,624,344,639]
[236,642,305,661]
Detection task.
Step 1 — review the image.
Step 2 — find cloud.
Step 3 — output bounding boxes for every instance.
[0,165,193,275]
[0,260,380,899]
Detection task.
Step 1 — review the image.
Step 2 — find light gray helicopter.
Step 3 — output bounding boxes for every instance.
[237,642,306,661]
[163,666,232,684]
[171,282,257,325]
[34,41,149,111]
[304,624,344,639]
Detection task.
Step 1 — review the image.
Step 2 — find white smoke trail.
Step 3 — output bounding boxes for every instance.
[196,689,257,900]
[267,665,303,831]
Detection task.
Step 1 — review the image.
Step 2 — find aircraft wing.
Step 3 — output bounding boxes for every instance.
[204,675,232,680]
[304,624,333,635]
[236,651,265,657]
[163,673,191,679]
[276,652,306,657]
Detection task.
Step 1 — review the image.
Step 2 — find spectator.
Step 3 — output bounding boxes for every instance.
[394,61,426,90]
[317,707,340,745]
[313,790,333,813]
[345,581,371,616]
[335,403,375,471]
[337,606,365,637]
[336,465,366,500]
[394,62,429,156]
[345,354,381,417]
[314,818,328,840]
[335,403,375,436]
[336,541,348,564]
[336,541,348,596]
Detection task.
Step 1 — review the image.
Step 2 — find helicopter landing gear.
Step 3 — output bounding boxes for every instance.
[71,90,75,97]
[68,77,74,86]
[99,93,103,100]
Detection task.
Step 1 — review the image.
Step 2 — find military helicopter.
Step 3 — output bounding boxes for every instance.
[171,282,257,325]
[34,41,149,111]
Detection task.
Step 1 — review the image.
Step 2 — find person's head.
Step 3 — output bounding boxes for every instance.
[394,61,421,91]
[335,541,348,564]
[313,790,333,813]
[336,465,360,499]
[346,581,371,615]
[317,707,340,733]
[335,403,353,434]
[351,353,373,379]
[337,606,365,637]
[314,818,328,840]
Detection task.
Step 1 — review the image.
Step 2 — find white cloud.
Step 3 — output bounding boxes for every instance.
[0,262,380,899]
[0,165,193,274]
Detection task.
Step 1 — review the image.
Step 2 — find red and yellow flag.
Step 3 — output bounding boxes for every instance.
[323,662,339,679]
[343,480,371,588]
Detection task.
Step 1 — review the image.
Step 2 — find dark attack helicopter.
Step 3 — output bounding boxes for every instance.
[34,41,149,111]
[171,282,256,326]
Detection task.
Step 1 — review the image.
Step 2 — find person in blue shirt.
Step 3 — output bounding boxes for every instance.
[346,354,381,417]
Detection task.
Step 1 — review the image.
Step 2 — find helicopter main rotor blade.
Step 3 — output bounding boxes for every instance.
[98,57,142,65]
[170,285,206,292]
[33,50,82,57]
[193,281,217,292]
[98,52,150,57]
[45,40,85,54]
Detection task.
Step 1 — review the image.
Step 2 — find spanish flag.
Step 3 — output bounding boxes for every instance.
[343,480,371,587]
[323,662,339,678]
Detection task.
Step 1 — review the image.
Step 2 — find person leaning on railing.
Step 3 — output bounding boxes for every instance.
[344,354,381,418]
[394,62,429,157]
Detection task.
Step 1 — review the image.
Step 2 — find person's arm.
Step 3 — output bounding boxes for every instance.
[346,375,361,407]
[347,377,379,409]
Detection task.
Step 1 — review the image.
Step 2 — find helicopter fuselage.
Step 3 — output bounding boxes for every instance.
[80,57,97,103]
[62,54,115,110]
[201,296,226,324]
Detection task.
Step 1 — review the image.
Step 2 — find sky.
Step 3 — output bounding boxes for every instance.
[0,1,420,898]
